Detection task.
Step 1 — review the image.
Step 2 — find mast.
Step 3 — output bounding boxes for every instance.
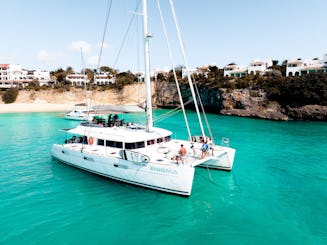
[142,0,153,132]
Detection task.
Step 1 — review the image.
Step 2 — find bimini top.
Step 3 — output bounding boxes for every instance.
[66,124,172,143]
[91,105,144,114]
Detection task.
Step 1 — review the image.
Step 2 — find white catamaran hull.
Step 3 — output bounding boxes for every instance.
[65,112,95,121]
[200,146,236,171]
[51,144,195,196]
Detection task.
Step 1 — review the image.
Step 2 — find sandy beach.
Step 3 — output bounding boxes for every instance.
[0,103,73,114]
[0,84,149,114]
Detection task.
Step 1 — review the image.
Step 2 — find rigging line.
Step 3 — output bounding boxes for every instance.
[154,109,181,123]
[156,0,192,139]
[169,0,206,139]
[153,99,193,122]
[96,0,113,71]
[192,74,215,144]
[153,105,182,121]
[80,48,88,108]
[112,0,141,70]
[136,15,141,105]
[91,0,113,115]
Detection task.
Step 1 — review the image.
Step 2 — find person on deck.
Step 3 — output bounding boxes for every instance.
[179,144,187,163]
[201,140,209,159]
[113,114,118,126]
[172,144,187,164]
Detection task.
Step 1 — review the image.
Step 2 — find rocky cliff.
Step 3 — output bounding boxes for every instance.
[155,81,327,121]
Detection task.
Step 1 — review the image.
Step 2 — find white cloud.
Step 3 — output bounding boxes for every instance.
[37,50,64,62]
[70,40,92,53]
[87,55,100,66]
[97,42,110,50]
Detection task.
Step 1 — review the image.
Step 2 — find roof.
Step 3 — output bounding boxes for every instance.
[287,61,304,65]
[92,105,144,114]
[300,66,324,71]
[67,125,172,143]
[250,61,265,65]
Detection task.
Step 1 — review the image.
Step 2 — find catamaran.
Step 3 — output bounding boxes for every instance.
[51,0,236,196]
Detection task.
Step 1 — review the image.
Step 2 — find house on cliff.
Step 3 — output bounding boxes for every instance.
[223,59,272,77]
[0,63,51,88]
[223,63,247,78]
[286,52,327,76]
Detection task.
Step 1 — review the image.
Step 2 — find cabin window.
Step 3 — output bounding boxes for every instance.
[106,140,123,148]
[125,143,136,149]
[98,139,105,146]
[125,141,145,149]
[147,139,155,145]
[157,138,163,143]
[164,136,171,142]
[136,141,145,148]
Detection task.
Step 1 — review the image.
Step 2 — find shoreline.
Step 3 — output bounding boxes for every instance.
[0,103,73,114]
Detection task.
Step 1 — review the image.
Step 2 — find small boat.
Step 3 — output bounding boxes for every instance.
[65,103,96,121]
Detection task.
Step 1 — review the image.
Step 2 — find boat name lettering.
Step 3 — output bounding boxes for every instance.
[150,166,177,175]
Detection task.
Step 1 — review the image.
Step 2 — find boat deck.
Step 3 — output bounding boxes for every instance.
[64,139,209,167]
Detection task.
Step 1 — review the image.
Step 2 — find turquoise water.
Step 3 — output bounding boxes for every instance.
[0,111,326,244]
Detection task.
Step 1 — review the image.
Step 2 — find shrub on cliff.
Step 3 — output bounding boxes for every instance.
[2,88,19,104]
[258,73,327,107]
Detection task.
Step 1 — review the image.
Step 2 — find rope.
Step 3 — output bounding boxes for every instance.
[112,0,141,69]
[153,99,193,123]
[156,0,192,139]
[169,0,206,138]
[192,75,215,143]
[96,0,113,71]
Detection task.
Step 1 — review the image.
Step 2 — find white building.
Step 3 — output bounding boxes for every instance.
[247,59,272,75]
[33,70,51,86]
[223,63,247,78]
[0,64,28,88]
[66,73,89,86]
[286,53,327,76]
[321,53,327,67]
[134,72,145,83]
[182,66,209,79]
[0,64,51,88]
[93,72,115,85]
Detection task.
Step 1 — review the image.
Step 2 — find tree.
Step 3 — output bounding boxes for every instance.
[115,72,137,90]
[2,88,19,103]
[50,68,68,86]
[66,66,74,74]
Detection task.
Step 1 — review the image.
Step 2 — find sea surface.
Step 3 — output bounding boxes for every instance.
[0,110,326,244]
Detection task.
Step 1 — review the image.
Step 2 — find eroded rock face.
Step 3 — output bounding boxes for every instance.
[155,82,326,121]
[220,89,289,120]
[155,82,223,112]
[285,105,327,120]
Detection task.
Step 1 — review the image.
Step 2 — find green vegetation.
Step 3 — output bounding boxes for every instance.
[2,88,19,103]
[259,73,327,107]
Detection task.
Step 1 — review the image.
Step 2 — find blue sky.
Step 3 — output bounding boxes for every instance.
[1,0,326,73]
